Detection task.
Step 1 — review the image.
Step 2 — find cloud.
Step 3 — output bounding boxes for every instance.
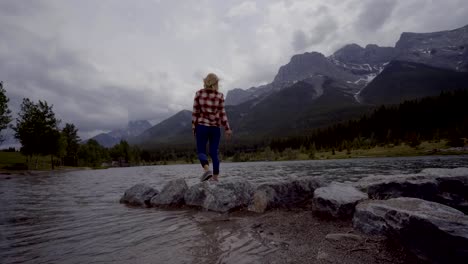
[227,1,258,17]
[1,0,467,140]
[355,0,398,32]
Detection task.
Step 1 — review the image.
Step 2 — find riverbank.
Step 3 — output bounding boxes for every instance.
[216,210,423,264]
[121,166,468,263]
[2,140,467,169]
[0,167,93,178]
[149,140,468,165]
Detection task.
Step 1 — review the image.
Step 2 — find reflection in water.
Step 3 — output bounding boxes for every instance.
[1,156,467,263]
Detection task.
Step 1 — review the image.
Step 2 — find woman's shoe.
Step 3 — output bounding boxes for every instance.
[200,170,213,182]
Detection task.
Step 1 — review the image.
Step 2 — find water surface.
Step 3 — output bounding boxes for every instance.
[1,156,467,263]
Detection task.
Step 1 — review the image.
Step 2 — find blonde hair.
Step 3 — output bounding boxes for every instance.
[203,73,219,90]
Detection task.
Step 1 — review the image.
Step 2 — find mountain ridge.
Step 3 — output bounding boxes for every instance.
[133,24,468,147]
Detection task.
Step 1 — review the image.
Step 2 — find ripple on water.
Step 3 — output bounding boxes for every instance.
[1,155,467,263]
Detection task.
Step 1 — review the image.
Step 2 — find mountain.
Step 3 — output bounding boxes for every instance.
[139,24,468,146]
[395,25,468,71]
[227,25,468,106]
[359,61,468,105]
[225,52,362,106]
[90,120,151,147]
[331,44,396,65]
[225,45,396,106]
[133,110,192,145]
[329,44,395,87]
[227,76,370,137]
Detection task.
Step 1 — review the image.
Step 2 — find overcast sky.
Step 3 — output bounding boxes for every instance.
[1,0,467,139]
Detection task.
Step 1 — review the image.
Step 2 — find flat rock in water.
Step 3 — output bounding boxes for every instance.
[312,182,368,218]
[120,183,159,207]
[325,233,363,242]
[353,197,468,263]
[248,177,323,213]
[150,179,188,206]
[355,167,468,213]
[184,181,254,212]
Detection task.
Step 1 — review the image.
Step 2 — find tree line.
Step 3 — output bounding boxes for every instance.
[0,82,141,169]
[269,90,468,152]
[80,90,468,164]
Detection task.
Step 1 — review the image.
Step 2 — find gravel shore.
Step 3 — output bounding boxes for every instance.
[196,209,425,264]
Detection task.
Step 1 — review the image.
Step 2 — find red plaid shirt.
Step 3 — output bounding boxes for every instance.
[192,89,231,130]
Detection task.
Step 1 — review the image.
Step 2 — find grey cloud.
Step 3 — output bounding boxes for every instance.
[292,30,309,51]
[291,16,339,52]
[2,0,468,141]
[0,14,174,137]
[355,0,397,32]
[0,1,44,16]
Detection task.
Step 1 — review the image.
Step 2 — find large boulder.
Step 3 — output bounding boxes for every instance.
[150,179,188,207]
[312,182,368,218]
[184,181,254,212]
[120,183,159,207]
[353,197,468,263]
[424,168,468,213]
[248,177,323,213]
[355,167,468,213]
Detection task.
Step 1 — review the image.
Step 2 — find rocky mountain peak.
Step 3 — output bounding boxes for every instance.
[395,24,468,71]
[273,51,357,85]
[332,43,396,64]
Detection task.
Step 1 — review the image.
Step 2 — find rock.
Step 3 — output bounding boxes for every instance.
[355,167,468,213]
[353,197,468,263]
[325,233,363,242]
[312,182,368,218]
[184,181,254,212]
[120,183,159,207]
[248,177,323,213]
[150,179,188,206]
[355,174,438,199]
[316,250,330,262]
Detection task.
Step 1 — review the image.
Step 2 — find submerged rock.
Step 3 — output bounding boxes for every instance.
[185,181,254,212]
[248,177,323,213]
[150,179,188,206]
[312,182,368,218]
[353,197,468,263]
[325,233,363,242]
[120,183,159,207]
[355,167,468,213]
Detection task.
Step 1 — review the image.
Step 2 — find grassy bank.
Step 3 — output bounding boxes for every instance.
[222,140,467,163]
[0,152,91,172]
[313,140,462,160]
[2,140,466,171]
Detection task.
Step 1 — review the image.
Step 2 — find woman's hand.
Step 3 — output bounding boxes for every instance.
[225,129,232,141]
[192,125,196,137]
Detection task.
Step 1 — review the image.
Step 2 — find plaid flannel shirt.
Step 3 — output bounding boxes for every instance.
[192,89,231,131]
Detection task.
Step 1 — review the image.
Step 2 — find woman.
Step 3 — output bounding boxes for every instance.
[192,73,232,182]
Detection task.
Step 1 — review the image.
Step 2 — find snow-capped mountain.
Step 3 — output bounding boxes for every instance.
[226,24,468,106]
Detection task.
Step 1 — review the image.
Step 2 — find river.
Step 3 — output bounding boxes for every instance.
[1,155,467,263]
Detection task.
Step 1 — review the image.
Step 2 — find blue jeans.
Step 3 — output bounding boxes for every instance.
[195,125,221,175]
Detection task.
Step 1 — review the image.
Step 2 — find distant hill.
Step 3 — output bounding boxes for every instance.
[89,120,151,147]
[132,110,192,146]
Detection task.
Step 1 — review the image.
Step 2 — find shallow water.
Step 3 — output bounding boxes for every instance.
[1,155,467,264]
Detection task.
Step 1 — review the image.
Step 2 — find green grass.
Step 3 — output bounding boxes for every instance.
[0,152,56,171]
[315,140,456,160]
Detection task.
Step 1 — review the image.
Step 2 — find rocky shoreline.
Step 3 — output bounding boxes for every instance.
[120,167,468,263]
